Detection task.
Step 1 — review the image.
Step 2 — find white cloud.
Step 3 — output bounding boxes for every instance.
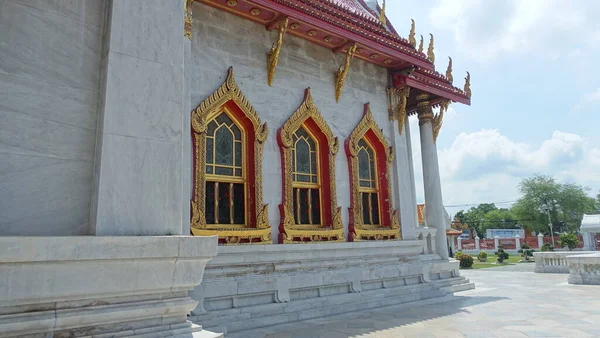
[429,0,600,61]
[409,119,600,212]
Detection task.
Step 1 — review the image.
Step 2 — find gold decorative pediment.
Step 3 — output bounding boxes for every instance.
[345,104,400,241]
[277,88,344,243]
[190,67,271,244]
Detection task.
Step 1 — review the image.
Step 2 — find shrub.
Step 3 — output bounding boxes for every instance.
[454,251,464,260]
[477,251,488,259]
[459,254,474,268]
[541,243,554,252]
[559,233,579,251]
[519,244,535,260]
[494,245,509,263]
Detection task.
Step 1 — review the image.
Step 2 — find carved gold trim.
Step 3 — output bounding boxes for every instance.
[184,0,193,40]
[334,43,357,103]
[408,19,416,48]
[387,86,410,135]
[446,57,453,83]
[379,0,386,25]
[427,33,435,64]
[279,88,344,243]
[464,71,472,98]
[267,17,289,86]
[190,67,271,244]
[418,35,424,53]
[347,104,400,241]
[433,100,449,143]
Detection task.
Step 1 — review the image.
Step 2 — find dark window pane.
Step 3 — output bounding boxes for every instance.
[311,188,320,225]
[369,159,376,183]
[310,152,317,175]
[293,188,299,224]
[360,180,371,188]
[296,127,309,138]
[307,135,315,149]
[295,139,310,174]
[234,141,242,167]
[299,188,310,224]
[205,182,215,224]
[311,176,317,183]
[218,183,231,224]
[206,165,213,174]
[206,138,214,164]
[207,121,218,136]
[215,166,233,176]
[361,192,370,225]
[297,174,310,182]
[358,148,370,180]
[358,139,368,148]
[232,124,241,140]
[215,127,234,166]
[235,168,242,177]
[233,183,245,224]
[216,113,233,126]
[371,193,380,224]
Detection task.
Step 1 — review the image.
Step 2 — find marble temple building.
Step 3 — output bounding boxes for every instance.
[0,0,474,336]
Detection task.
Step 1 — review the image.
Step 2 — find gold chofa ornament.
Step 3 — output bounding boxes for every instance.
[408,19,416,48]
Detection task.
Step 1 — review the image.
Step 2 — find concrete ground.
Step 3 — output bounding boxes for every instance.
[226,263,600,338]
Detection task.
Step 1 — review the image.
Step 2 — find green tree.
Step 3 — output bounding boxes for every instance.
[559,233,579,251]
[511,175,596,235]
[484,209,517,229]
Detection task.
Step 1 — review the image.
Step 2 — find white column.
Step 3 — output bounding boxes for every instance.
[417,94,449,259]
[494,236,500,250]
[390,113,418,240]
[515,234,521,250]
[537,233,544,249]
[457,237,462,251]
[90,0,187,235]
[582,232,593,251]
[475,236,480,250]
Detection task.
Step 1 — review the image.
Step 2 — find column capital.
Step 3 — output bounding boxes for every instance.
[416,94,433,124]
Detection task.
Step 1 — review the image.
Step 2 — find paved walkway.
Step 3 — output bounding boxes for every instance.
[227,264,600,338]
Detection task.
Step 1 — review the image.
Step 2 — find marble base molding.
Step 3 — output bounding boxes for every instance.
[567,253,600,285]
[0,236,220,337]
[189,241,473,334]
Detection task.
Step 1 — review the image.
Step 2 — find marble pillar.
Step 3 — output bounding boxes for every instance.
[390,113,418,240]
[90,0,187,235]
[417,94,449,259]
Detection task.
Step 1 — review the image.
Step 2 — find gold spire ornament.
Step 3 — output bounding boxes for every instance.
[184,0,193,40]
[266,17,289,86]
[334,43,357,102]
[418,35,424,53]
[464,71,471,97]
[379,0,386,25]
[446,56,453,83]
[386,86,410,134]
[427,33,435,64]
[408,19,416,47]
[433,100,449,143]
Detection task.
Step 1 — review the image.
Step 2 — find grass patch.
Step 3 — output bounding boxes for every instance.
[467,255,524,270]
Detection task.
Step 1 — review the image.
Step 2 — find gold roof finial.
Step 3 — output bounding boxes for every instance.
[418,34,424,53]
[427,33,435,64]
[446,56,453,83]
[379,0,386,25]
[464,71,471,97]
[408,19,416,48]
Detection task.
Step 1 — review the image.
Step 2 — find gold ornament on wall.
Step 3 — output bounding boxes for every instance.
[408,19,416,48]
[346,104,401,241]
[190,67,271,244]
[433,100,450,143]
[427,33,435,64]
[184,0,193,40]
[446,57,453,83]
[334,43,357,102]
[464,71,472,97]
[278,88,344,243]
[387,86,410,134]
[267,17,289,86]
[418,34,424,53]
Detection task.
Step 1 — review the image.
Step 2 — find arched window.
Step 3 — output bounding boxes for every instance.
[191,67,271,244]
[278,89,344,243]
[345,104,400,241]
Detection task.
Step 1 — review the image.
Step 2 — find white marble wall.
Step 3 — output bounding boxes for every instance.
[90,0,187,235]
[0,0,104,235]
[191,3,391,242]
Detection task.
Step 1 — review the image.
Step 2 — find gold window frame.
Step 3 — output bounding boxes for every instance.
[191,67,271,244]
[278,88,344,243]
[346,104,400,241]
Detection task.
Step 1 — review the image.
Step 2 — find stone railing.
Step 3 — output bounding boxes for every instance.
[567,253,600,285]
[533,251,596,274]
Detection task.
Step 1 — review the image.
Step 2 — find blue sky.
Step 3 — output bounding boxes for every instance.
[385,0,600,216]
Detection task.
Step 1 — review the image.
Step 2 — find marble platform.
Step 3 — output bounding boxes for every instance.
[567,253,600,285]
[189,241,473,334]
[533,251,596,273]
[0,236,221,337]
